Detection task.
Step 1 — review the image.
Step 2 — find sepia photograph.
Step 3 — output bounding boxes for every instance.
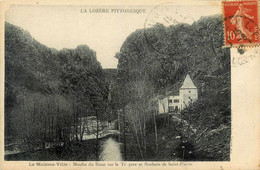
[3,1,237,162]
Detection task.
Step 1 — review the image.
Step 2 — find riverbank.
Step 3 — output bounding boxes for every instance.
[123,122,183,161]
[123,112,230,161]
[5,134,119,161]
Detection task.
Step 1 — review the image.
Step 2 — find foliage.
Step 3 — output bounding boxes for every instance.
[5,22,109,149]
[113,14,231,161]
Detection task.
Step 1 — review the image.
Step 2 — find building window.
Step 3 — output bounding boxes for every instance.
[168,99,172,103]
[174,99,179,103]
[189,91,191,93]
[169,106,174,112]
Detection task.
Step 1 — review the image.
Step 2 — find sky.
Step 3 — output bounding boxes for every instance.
[5,3,220,68]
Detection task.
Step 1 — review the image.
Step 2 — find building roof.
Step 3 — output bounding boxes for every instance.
[180,74,197,89]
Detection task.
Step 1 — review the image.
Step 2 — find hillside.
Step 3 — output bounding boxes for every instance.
[5,22,109,147]
[103,68,117,83]
[5,13,231,161]
[113,14,231,161]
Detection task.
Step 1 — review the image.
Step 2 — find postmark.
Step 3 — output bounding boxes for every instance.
[231,46,259,67]
[144,2,195,55]
[223,0,260,47]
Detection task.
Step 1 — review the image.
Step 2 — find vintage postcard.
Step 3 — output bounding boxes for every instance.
[0,0,259,169]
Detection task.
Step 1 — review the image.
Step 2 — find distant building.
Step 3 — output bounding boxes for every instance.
[43,139,64,149]
[70,116,118,141]
[158,74,198,114]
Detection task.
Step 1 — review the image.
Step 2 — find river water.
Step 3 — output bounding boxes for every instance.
[99,137,123,161]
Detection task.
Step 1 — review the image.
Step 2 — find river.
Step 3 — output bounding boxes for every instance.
[99,137,123,161]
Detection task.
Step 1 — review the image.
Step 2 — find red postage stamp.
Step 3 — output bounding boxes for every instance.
[223,0,259,46]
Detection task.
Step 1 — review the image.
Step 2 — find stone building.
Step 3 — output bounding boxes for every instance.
[158,74,198,114]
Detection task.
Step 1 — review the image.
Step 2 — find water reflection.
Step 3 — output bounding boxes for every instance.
[99,137,122,161]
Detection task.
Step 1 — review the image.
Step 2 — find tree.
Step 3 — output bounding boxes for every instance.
[5,23,110,156]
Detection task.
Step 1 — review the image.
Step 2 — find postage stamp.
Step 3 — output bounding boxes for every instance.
[223,0,259,47]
